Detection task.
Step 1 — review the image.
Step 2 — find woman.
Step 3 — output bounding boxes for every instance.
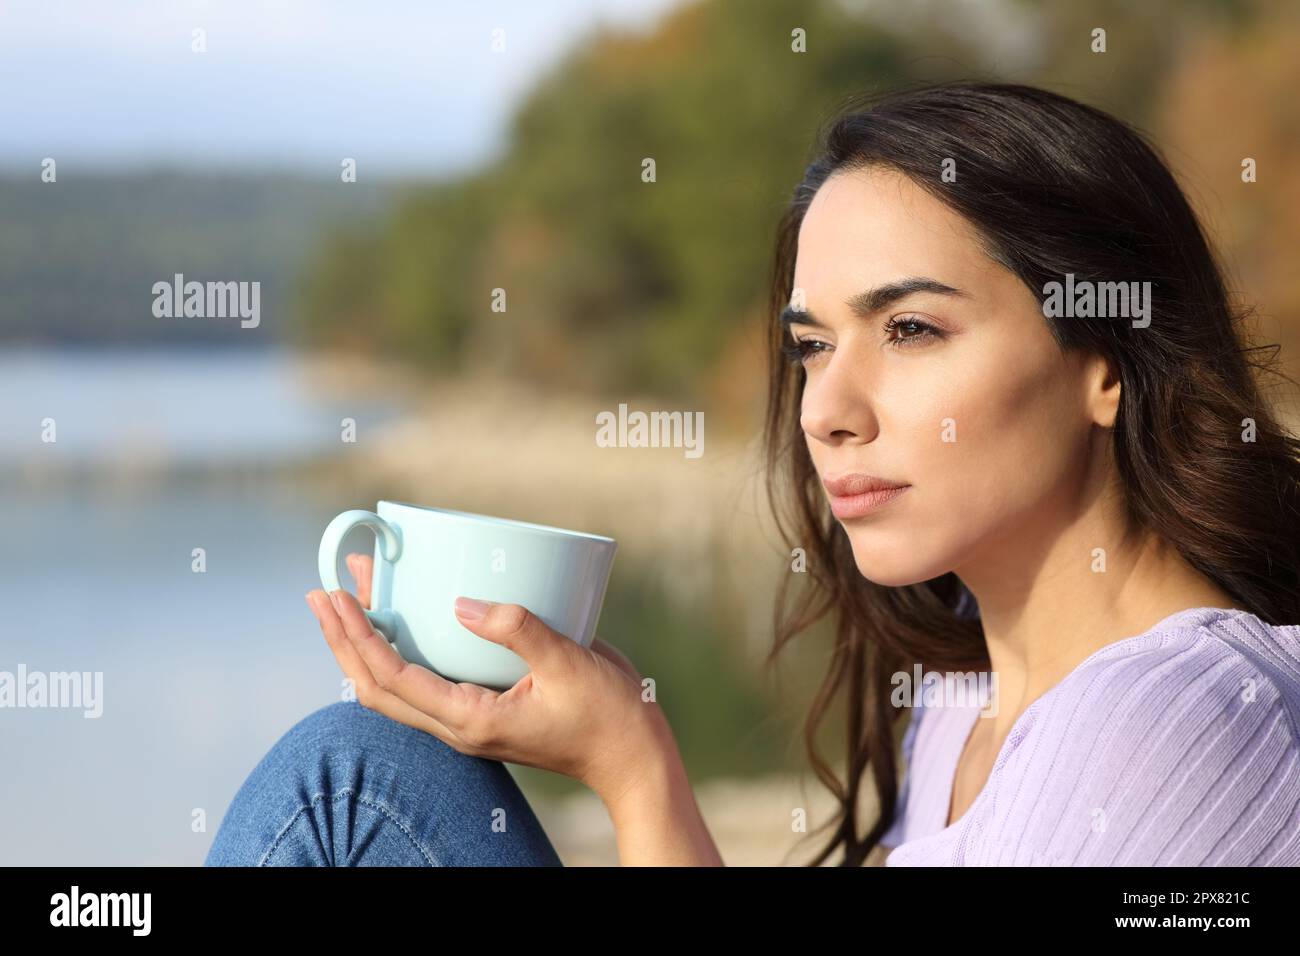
[205,82,1300,867]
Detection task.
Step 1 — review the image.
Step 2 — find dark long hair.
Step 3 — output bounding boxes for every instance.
[762,82,1300,866]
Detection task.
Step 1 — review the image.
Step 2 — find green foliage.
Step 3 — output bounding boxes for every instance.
[296,0,955,398]
[295,0,1279,399]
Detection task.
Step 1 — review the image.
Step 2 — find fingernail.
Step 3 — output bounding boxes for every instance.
[305,592,316,610]
[329,591,342,613]
[454,596,493,621]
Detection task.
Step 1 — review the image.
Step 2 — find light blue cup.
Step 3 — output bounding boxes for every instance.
[318,500,617,690]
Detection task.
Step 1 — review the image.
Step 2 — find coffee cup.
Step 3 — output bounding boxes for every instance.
[318,500,617,690]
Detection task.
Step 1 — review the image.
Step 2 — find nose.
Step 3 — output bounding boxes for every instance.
[799,351,879,446]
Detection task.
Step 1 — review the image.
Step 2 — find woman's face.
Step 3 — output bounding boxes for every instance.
[787,166,1115,587]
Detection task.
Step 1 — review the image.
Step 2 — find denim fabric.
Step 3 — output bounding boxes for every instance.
[204,700,563,866]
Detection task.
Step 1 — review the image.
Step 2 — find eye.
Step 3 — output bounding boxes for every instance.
[780,336,830,367]
[883,314,943,348]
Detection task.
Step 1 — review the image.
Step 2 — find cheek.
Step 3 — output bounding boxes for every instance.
[917,344,1086,541]
[844,342,1085,583]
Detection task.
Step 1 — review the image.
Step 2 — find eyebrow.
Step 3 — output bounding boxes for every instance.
[779,277,970,330]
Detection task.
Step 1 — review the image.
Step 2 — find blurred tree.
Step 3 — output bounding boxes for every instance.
[296,0,971,398]
[1155,0,1300,405]
[295,0,1294,411]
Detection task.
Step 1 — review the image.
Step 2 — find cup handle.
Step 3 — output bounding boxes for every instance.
[318,509,403,642]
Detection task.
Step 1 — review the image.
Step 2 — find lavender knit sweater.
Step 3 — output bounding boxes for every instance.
[883,606,1300,865]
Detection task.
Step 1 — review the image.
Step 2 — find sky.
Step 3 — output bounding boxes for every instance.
[0,0,685,175]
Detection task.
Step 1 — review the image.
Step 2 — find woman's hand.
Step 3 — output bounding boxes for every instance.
[305,553,665,806]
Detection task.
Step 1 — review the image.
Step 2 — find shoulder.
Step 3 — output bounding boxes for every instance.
[980,608,1300,865]
[1040,607,1300,753]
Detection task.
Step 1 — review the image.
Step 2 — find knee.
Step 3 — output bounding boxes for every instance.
[205,701,547,866]
[279,700,500,792]
[205,701,430,865]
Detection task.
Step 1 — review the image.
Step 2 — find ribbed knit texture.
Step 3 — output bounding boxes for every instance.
[883,606,1300,865]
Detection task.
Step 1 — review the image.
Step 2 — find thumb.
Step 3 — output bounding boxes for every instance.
[453,598,570,674]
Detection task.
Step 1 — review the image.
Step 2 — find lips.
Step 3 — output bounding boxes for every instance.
[823,473,911,519]
[822,473,910,497]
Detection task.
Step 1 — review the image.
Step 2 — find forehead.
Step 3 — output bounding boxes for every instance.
[792,167,991,296]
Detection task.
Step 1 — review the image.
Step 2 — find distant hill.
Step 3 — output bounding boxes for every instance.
[0,171,401,345]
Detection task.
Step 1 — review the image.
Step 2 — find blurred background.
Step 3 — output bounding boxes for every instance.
[2,0,1297,865]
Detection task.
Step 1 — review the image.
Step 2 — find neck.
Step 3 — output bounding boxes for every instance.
[955,500,1240,735]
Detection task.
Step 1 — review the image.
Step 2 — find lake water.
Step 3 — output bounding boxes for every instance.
[0,347,790,864]
[0,348,407,864]
[0,346,396,471]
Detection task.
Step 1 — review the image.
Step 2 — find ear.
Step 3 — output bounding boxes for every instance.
[1087,352,1121,429]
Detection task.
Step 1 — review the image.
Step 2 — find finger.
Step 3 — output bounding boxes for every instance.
[453,599,573,676]
[328,588,481,729]
[345,552,374,608]
[306,588,385,700]
[310,589,460,742]
[591,637,639,681]
[307,590,459,743]
[591,636,630,665]
[590,636,618,664]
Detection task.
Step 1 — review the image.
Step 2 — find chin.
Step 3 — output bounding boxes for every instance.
[844,532,952,588]
[846,553,935,588]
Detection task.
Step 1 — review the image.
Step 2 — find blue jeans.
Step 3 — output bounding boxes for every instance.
[205,700,564,866]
